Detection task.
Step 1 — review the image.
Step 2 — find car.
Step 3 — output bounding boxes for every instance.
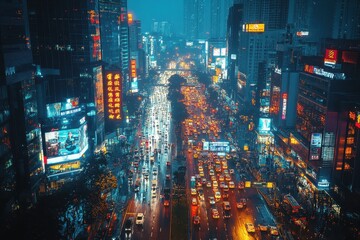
[220,182,226,188]
[215,191,221,201]
[222,192,229,200]
[236,202,244,209]
[206,181,212,188]
[238,181,245,190]
[223,201,231,210]
[212,180,218,188]
[223,210,231,219]
[193,216,200,225]
[211,175,217,181]
[258,224,268,232]
[124,217,133,239]
[225,174,231,181]
[191,188,197,196]
[192,197,198,206]
[245,222,256,233]
[269,226,279,236]
[209,169,215,175]
[209,196,216,205]
[201,178,207,185]
[240,198,247,206]
[199,171,204,177]
[166,161,171,167]
[212,208,220,219]
[229,181,235,189]
[218,175,224,181]
[136,213,144,225]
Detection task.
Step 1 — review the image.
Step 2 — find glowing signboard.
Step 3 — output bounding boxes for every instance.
[130,59,137,78]
[310,133,322,160]
[324,49,338,66]
[106,72,122,120]
[213,48,220,57]
[243,23,265,33]
[281,93,287,120]
[128,13,133,24]
[304,64,346,80]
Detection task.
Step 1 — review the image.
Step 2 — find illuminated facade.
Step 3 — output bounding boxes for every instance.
[28,0,105,153]
[105,71,122,121]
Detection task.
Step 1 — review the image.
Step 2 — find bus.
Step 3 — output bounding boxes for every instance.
[283,194,301,213]
[190,176,196,189]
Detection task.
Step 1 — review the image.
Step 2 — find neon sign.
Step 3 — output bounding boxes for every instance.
[106,72,122,120]
[281,93,287,120]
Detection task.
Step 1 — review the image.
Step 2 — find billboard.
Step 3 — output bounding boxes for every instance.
[281,93,288,120]
[258,118,272,132]
[46,98,81,118]
[310,133,322,160]
[130,59,137,78]
[45,121,88,164]
[220,48,227,56]
[243,23,265,33]
[324,49,338,66]
[213,48,220,57]
[203,142,230,152]
[106,71,122,120]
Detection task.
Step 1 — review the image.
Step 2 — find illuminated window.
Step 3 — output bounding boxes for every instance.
[346,137,354,145]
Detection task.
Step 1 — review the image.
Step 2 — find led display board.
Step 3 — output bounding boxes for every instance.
[45,121,88,164]
[310,133,322,160]
[203,142,230,152]
[130,59,137,78]
[281,93,287,120]
[258,118,272,132]
[213,48,220,57]
[243,23,265,33]
[304,64,346,80]
[106,71,122,120]
[324,49,338,66]
[46,98,81,118]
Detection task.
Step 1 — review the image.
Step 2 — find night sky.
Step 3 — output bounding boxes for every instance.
[128,0,184,34]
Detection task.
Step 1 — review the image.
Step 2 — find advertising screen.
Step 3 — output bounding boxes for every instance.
[324,49,338,66]
[213,48,220,57]
[45,123,88,164]
[310,133,322,160]
[203,142,230,152]
[243,23,265,32]
[258,118,272,132]
[131,81,138,93]
[46,102,62,118]
[220,48,227,56]
[281,93,288,120]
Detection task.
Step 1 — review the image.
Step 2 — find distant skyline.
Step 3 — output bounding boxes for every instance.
[128,0,184,34]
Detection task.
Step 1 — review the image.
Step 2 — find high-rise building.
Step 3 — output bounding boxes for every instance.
[152,21,171,37]
[0,0,44,218]
[120,0,130,92]
[226,3,243,99]
[28,0,105,173]
[210,0,233,39]
[99,0,121,69]
[184,0,206,39]
[332,0,360,39]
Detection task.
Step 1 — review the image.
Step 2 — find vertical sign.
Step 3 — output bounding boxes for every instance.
[281,93,288,120]
[310,133,322,160]
[130,59,137,78]
[106,72,122,120]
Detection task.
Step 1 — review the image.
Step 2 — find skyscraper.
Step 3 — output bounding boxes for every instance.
[28,0,105,155]
[0,0,44,217]
[120,0,130,92]
[332,0,360,39]
[210,0,233,39]
[99,0,121,69]
[184,0,206,39]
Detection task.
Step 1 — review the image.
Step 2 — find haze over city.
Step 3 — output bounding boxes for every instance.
[0,0,359,240]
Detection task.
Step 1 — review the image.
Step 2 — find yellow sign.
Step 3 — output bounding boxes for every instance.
[266,182,274,188]
[245,181,251,188]
[244,23,265,33]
